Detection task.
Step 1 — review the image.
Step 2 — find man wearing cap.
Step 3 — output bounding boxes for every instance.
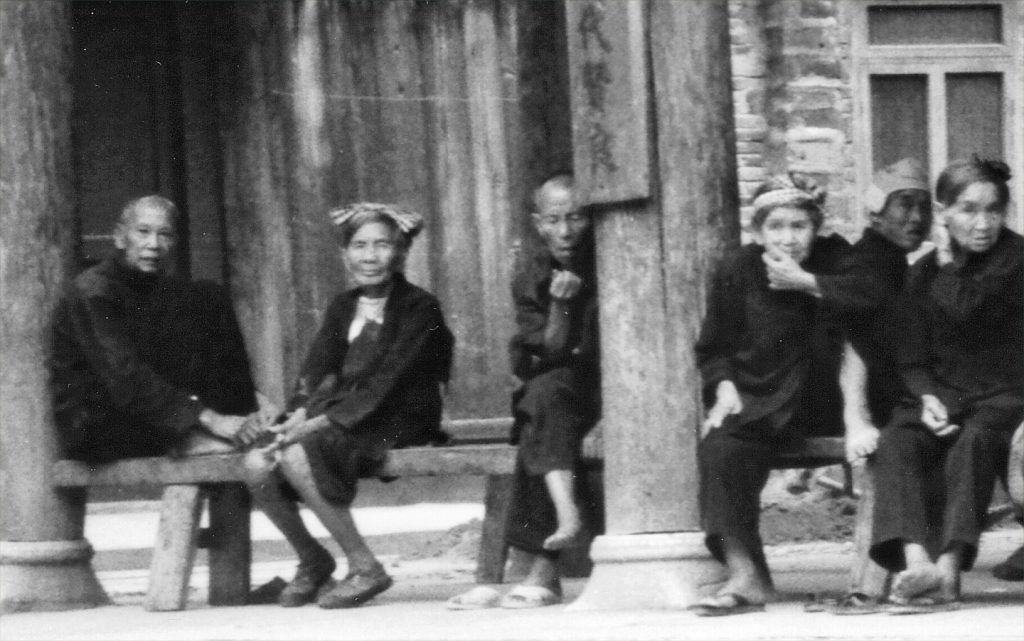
[50,195,260,463]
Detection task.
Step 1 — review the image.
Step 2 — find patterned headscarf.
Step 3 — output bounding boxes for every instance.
[328,202,424,239]
[752,173,826,216]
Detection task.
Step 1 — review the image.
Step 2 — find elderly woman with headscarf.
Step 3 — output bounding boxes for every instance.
[242,203,454,609]
[693,174,849,616]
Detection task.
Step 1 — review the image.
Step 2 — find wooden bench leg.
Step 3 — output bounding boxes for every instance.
[146,485,203,611]
[476,474,513,584]
[205,483,251,606]
[849,460,891,599]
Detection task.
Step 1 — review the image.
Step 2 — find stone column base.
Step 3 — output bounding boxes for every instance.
[566,532,724,611]
[1,539,109,613]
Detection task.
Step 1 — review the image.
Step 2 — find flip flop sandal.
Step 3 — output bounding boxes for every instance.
[802,593,838,613]
[692,593,766,617]
[499,585,563,609]
[825,592,884,615]
[885,597,961,615]
[445,586,501,610]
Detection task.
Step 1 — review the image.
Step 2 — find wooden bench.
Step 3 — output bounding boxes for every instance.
[53,418,520,611]
[54,423,854,611]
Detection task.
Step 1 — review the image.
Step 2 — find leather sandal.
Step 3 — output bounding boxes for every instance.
[279,551,336,607]
[317,564,393,609]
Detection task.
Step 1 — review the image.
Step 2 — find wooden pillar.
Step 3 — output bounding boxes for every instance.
[568,0,739,610]
[0,0,108,612]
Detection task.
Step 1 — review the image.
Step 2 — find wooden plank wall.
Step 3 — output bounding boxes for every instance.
[213,0,571,418]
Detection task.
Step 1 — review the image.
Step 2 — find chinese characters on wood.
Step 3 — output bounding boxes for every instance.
[566,0,650,206]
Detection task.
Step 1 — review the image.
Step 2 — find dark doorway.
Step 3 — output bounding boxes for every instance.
[71,1,227,281]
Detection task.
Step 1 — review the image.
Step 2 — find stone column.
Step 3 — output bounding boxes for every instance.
[569,0,739,610]
[0,0,108,612]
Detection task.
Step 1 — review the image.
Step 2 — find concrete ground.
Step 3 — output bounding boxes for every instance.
[2,499,1021,641]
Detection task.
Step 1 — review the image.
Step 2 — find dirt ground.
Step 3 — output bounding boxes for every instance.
[398,468,860,564]
[401,465,1020,564]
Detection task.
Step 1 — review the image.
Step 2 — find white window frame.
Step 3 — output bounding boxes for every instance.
[851,0,1022,231]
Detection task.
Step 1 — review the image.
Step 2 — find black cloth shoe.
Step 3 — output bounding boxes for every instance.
[317,564,393,609]
[279,551,337,607]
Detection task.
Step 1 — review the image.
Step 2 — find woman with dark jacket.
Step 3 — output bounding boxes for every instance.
[243,203,454,609]
[694,174,848,616]
[869,158,1023,607]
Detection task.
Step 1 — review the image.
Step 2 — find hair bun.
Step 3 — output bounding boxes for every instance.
[972,154,1012,183]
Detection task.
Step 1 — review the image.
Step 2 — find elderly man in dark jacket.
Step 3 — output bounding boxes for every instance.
[50,195,258,463]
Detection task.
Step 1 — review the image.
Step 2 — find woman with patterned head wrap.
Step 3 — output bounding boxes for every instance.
[242,203,454,609]
[693,173,850,615]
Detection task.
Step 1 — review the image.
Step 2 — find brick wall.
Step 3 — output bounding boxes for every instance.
[730,0,859,240]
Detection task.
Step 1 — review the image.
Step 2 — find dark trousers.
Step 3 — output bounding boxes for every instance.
[870,404,1020,572]
[698,424,776,584]
[505,368,599,555]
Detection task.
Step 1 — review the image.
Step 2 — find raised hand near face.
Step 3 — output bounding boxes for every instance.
[549,269,583,301]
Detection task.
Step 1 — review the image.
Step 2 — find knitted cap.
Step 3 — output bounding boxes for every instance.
[865,158,929,213]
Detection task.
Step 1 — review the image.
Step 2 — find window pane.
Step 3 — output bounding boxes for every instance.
[868,5,1003,45]
[871,75,929,174]
[947,73,1004,163]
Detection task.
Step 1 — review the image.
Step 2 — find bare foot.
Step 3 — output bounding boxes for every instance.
[845,424,879,463]
[542,521,583,551]
[714,576,772,606]
[180,430,237,456]
[892,562,943,604]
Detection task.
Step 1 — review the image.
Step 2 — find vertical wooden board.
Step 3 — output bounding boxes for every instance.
[206,484,252,606]
[508,0,573,289]
[369,2,434,291]
[260,5,304,384]
[178,2,230,283]
[464,0,516,395]
[565,0,650,205]
[417,2,498,418]
[150,5,187,266]
[145,485,202,611]
[217,3,299,405]
[649,0,740,528]
[279,0,339,345]
[316,1,361,309]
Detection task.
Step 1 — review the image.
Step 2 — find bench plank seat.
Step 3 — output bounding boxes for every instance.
[53,444,519,487]
[54,421,851,611]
